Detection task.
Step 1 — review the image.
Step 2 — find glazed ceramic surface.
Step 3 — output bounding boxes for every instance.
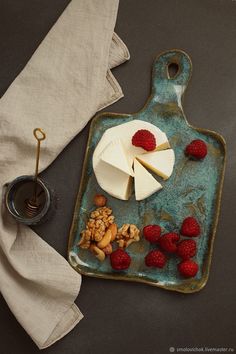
[68,50,226,293]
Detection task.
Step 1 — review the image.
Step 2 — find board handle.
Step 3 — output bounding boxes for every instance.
[151,49,192,106]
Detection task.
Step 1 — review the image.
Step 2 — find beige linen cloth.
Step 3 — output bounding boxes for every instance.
[0,0,129,349]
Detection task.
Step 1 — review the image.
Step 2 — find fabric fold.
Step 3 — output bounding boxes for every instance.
[0,0,130,349]
[109,32,130,69]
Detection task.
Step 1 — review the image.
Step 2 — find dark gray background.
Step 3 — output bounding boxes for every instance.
[0,1,236,353]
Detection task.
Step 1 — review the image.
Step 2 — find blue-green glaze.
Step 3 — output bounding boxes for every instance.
[68,50,226,293]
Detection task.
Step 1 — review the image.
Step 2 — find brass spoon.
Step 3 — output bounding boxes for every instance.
[25,128,46,217]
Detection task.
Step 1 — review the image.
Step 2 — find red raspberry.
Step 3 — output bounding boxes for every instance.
[181,217,200,237]
[159,232,180,253]
[145,249,167,268]
[110,249,131,270]
[178,260,199,278]
[177,239,197,260]
[143,225,161,243]
[132,129,156,151]
[185,139,207,159]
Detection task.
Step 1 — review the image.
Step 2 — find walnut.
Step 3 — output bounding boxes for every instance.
[117,224,130,238]
[117,239,125,248]
[77,231,91,249]
[90,210,99,219]
[90,206,112,219]
[129,224,140,240]
[78,206,115,251]
[108,215,115,223]
[116,224,140,248]
[95,219,103,228]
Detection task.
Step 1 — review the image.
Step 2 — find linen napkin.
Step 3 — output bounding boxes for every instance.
[0,0,129,349]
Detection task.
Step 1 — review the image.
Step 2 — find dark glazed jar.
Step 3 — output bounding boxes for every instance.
[5,175,55,225]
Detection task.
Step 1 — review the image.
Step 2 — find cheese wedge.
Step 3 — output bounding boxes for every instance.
[93,159,132,200]
[134,159,162,201]
[137,149,175,180]
[100,139,134,176]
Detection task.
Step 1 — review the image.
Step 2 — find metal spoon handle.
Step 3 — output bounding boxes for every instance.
[33,128,46,201]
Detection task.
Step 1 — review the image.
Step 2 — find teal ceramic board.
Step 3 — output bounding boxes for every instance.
[68,50,226,293]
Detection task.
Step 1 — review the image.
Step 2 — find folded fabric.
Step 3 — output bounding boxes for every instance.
[0,0,129,349]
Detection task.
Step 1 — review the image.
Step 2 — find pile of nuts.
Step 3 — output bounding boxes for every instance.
[116,224,140,248]
[78,206,116,261]
[78,195,141,262]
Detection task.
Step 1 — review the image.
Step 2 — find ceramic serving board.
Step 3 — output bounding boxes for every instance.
[68,49,226,293]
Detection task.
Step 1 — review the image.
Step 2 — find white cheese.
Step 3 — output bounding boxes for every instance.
[134,159,162,201]
[92,119,173,201]
[100,139,134,176]
[93,120,170,161]
[93,159,132,200]
[137,149,175,180]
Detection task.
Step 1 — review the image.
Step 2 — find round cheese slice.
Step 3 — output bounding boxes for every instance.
[93,119,173,201]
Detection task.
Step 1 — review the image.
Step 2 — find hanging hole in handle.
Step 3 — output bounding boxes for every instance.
[167,62,180,79]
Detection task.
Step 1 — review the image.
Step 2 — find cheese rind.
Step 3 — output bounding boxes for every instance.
[134,159,162,201]
[137,149,175,180]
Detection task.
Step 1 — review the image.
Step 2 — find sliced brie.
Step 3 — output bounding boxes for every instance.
[93,159,132,200]
[137,149,175,180]
[100,139,134,176]
[134,159,162,201]
[92,119,173,201]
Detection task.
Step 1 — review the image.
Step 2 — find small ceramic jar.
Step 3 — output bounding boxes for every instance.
[5,175,54,225]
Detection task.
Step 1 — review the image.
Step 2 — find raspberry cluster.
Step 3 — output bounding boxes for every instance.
[109,216,201,276]
[143,216,201,278]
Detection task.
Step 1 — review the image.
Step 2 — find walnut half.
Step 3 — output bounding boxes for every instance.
[116,224,140,248]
